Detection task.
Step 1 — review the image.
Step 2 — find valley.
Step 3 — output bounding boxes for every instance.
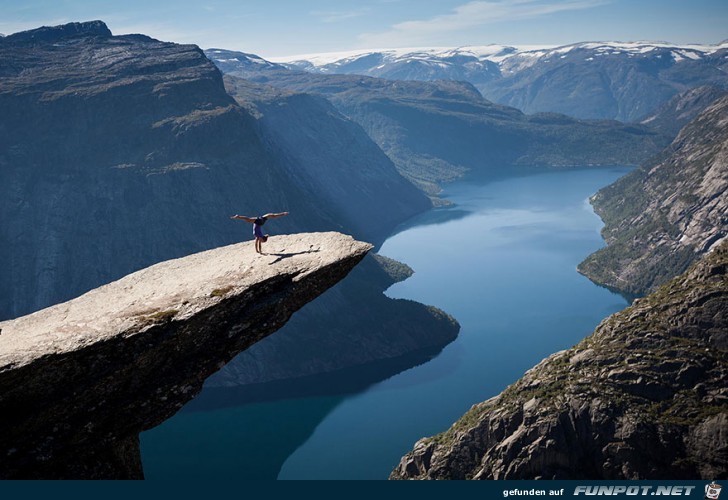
[0,18,725,480]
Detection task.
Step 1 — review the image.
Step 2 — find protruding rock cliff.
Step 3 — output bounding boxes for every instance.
[392,240,727,480]
[0,232,371,479]
[579,94,728,297]
[0,21,459,433]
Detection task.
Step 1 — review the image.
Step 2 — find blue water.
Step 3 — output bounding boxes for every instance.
[141,167,629,480]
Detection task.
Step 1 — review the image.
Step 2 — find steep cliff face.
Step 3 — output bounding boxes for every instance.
[392,240,728,480]
[0,21,427,320]
[221,75,431,241]
[578,94,728,297]
[0,232,371,479]
[0,21,310,319]
[639,85,727,138]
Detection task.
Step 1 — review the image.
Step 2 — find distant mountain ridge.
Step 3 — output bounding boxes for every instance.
[268,41,728,121]
[638,85,728,137]
[208,49,669,195]
[272,41,728,71]
[207,48,288,72]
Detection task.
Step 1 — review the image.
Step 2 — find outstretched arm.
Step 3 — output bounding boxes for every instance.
[262,212,289,219]
[230,215,256,223]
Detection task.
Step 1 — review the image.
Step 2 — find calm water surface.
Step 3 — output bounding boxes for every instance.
[141,167,629,480]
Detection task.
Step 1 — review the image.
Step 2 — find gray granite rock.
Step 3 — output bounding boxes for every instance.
[0,232,371,479]
[579,95,728,297]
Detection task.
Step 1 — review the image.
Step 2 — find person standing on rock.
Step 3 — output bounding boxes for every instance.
[230,212,289,254]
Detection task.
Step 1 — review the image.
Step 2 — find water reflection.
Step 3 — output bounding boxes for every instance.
[185,345,448,411]
[384,207,472,240]
[140,346,447,479]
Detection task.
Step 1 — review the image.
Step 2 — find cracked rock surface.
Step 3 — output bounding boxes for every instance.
[0,232,371,479]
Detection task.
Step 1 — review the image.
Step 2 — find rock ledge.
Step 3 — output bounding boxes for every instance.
[0,232,371,478]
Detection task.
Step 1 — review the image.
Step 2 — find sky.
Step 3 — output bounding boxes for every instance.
[0,0,726,58]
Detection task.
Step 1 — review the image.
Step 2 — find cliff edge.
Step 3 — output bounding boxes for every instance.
[392,240,727,480]
[0,232,371,479]
[578,94,728,297]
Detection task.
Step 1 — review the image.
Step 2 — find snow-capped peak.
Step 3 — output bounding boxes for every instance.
[205,48,284,69]
[268,44,554,67]
[270,41,727,72]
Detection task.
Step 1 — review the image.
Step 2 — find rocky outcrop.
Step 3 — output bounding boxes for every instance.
[392,240,727,480]
[578,94,728,297]
[0,232,371,479]
[0,22,453,394]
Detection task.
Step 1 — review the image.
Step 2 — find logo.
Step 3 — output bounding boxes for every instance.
[573,485,696,496]
[706,483,722,500]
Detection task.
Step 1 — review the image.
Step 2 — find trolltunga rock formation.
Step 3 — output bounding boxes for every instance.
[0,232,371,479]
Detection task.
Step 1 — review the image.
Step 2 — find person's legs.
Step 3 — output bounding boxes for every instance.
[254,224,265,253]
[255,236,269,253]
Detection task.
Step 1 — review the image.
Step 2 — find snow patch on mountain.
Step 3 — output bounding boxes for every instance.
[269,44,553,68]
[270,41,728,74]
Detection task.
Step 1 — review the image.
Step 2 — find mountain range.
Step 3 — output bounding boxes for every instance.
[208,49,669,195]
[393,94,728,479]
[271,41,728,121]
[2,20,726,479]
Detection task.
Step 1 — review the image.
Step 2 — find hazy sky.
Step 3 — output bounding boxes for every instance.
[0,0,726,57]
